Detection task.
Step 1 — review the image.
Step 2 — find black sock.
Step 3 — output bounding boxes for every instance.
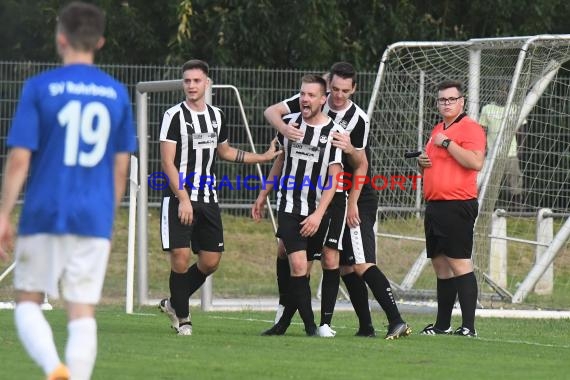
[185,263,208,299]
[362,266,403,325]
[456,272,478,331]
[342,272,373,332]
[278,284,297,326]
[290,276,316,331]
[169,270,189,319]
[320,269,340,326]
[435,277,457,330]
[276,257,290,306]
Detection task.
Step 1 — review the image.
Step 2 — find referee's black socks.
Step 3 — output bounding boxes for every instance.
[435,277,457,330]
[456,271,478,331]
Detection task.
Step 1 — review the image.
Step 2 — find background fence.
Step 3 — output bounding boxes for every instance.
[0,61,568,214]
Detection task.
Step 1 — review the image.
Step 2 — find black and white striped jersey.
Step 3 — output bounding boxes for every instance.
[276,113,344,216]
[159,101,228,203]
[283,94,376,202]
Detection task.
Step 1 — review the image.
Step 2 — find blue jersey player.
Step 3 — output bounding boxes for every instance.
[0,2,137,379]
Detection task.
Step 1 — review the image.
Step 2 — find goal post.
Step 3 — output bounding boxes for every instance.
[366,35,570,306]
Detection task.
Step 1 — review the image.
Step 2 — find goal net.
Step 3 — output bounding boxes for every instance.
[366,35,570,309]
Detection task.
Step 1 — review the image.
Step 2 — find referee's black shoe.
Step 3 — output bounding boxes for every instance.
[420,323,453,335]
[453,326,478,337]
[385,321,412,340]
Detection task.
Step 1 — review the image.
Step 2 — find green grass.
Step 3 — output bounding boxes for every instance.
[1,208,570,378]
[0,307,569,379]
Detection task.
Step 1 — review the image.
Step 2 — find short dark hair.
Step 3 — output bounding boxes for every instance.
[301,74,327,95]
[437,79,464,95]
[57,2,105,52]
[329,61,356,85]
[182,59,209,75]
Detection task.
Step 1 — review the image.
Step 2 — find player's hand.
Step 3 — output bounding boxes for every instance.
[178,199,193,226]
[300,212,322,237]
[280,123,303,142]
[263,138,283,161]
[418,152,431,168]
[331,131,354,155]
[346,201,361,229]
[251,195,267,221]
[0,214,14,262]
[433,132,448,147]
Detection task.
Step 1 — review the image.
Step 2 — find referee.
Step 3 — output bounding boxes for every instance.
[418,80,486,337]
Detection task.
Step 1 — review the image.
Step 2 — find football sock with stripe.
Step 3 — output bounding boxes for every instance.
[363,266,403,325]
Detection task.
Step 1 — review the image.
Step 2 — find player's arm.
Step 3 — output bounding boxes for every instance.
[331,130,367,227]
[160,141,193,225]
[433,132,485,171]
[346,150,367,228]
[217,138,282,164]
[251,154,284,221]
[114,153,130,210]
[300,163,341,237]
[264,101,303,141]
[0,147,31,260]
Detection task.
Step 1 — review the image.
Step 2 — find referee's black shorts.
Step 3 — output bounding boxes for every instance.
[160,196,224,254]
[424,199,478,259]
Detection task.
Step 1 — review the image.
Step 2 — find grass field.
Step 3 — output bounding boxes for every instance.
[1,307,569,379]
[1,207,570,379]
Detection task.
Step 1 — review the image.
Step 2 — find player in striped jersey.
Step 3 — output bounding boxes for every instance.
[260,74,344,336]
[262,62,411,339]
[158,59,281,336]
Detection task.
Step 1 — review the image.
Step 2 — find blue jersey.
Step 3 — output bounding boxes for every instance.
[7,64,137,239]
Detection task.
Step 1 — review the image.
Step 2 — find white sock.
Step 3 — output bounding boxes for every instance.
[14,301,61,375]
[66,318,97,380]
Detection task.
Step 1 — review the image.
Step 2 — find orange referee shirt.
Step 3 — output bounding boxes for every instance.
[423,113,486,201]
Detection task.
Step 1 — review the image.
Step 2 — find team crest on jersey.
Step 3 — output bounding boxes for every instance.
[212,121,218,129]
[319,134,329,144]
[339,120,349,129]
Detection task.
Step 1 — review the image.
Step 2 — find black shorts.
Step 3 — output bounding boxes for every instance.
[340,198,377,265]
[160,196,224,254]
[320,192,347,251]
[276,211,328,261]
[424,199,478,259]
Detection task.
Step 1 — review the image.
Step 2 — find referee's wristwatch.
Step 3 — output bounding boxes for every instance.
[441,139,452,149]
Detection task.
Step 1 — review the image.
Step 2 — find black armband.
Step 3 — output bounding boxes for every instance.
[235,150,246,163]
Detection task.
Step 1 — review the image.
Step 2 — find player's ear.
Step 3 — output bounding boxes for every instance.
[56,32,67,50]
[95,37,105,51]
